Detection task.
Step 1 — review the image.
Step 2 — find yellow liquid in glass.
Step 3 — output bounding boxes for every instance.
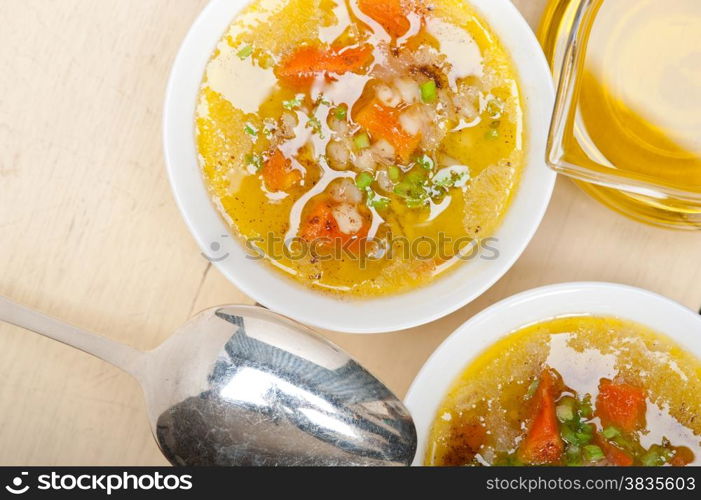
[541,0,701,227]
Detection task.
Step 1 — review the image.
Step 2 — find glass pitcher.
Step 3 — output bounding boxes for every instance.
[539,0,701,229]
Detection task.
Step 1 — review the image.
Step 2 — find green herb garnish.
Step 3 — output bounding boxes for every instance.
[415,154,434,171]
[306,115,324,138]
[245,153,263,171]
[525,378,540,399]
[602,426,620,439]
[334,106,347,120]
[244,123,258,136]
[556,402,575,422]
[283,94,304,110]
[486,97,504,118]
[420,80,437,103]
[237,45,253,60]
[353,132,371,149]
[372,197,390,210]
[583,445,604,461]
[388,165,401,181]
[355,171,374,189]
[579,395,593,419]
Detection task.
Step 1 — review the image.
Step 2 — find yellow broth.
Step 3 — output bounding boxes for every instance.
[196,0,525,296]
[427,316,701,466]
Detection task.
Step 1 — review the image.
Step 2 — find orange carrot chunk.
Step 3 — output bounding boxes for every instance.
[517,369,564,465]
[261,149,301,192]
[299,197,368,252]
[358,0,411,38]
[324,45,374,74]
[299,198,343,243]
[355,98,421,162]
[276,44,373,88]
[595,379,646,433]
[669,447,694,466]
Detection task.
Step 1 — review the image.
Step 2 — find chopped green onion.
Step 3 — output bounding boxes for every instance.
[486,97,504,118]
[306,116,324,138]
[613,434,635,451]
[434,167,469,189]
[415,153,434,170]
[485,129,499,140]
[579,395,593,418]
[237,45,253,60]
[283,94,303,110]
[244,123,258,136]
[556,403,575,422]
[641,450,661,466]
[583,444,604,461]
[575,423,595,444]
[420,80,437,103]
[602,426,620,439]
[334,106,347,120]
[393,181,412,197]
[355,172,374,189]
[393,173,427,208]
[561,425,578,445]
[388,165,401,181]
[565,445,582,466]
[406,169,427,184]
[364,187,389,210]
[575,431,593,445]
[353,132,370,149]
[245,153,263,171]
[372,196,390,210]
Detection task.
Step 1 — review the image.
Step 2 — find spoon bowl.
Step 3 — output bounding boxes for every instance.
[0,297,416,466]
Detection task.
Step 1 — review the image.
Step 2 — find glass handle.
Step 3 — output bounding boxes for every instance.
[547,0,603,171]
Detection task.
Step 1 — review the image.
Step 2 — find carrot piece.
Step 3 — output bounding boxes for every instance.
[324,45,374,74]
[299,197,368,250]
[442,421,486,466]
[276,46,325,88]
[669,447,694,466]
[261,149,301,192]
[355,98,421,162]
[594,434,633,466]
[358,0,411,38]
[276,44,373,88]
[299,198,343,243]
[517,369,564,465]
[595,379,646,433]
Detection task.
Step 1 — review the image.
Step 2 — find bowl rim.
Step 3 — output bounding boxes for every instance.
[404,281,701,465]
[163,0,557,333]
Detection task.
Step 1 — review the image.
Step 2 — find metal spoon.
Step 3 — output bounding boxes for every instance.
[0,296,416,466]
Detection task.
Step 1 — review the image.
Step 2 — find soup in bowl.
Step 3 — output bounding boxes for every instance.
[164,0,554,332]
[405,283,701,465]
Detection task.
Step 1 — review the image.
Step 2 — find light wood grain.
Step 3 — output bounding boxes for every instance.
[0,0,699,466]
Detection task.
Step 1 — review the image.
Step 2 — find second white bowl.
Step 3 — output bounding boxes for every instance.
[404,282,701,465]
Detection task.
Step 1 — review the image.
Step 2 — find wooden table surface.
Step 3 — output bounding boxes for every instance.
[1,0,700,466]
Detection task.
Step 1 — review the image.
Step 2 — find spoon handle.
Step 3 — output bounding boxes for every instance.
[0,295,144,376]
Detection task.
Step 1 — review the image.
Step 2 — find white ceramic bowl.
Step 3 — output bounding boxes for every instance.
[163,0,556,333]
[404,281,701,465]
